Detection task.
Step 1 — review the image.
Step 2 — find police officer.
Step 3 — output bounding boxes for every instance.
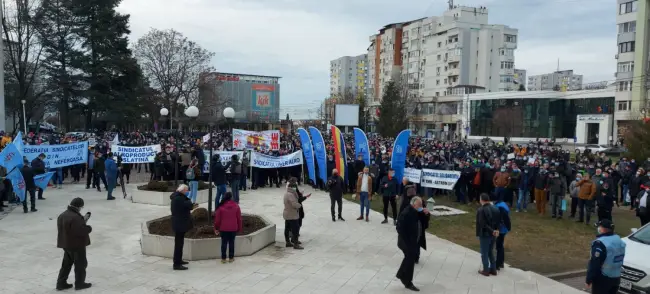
[586,219,626,294]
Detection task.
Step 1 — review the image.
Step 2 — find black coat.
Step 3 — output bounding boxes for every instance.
[396,205,420,255]
[30,158,46,175]
[57,206,92,250]
[211,161,230,185]
[20,166,36,191]
[327,175,344,199]
[170,192,193,233]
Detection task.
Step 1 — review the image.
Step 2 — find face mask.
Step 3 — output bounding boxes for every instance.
[524,170,528,173]
[416,207,423,212]
[500,168,506,172]
[576,178,581,181]
[596,228,601,235]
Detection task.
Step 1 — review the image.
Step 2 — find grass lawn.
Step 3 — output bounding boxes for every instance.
[343,192,640,275]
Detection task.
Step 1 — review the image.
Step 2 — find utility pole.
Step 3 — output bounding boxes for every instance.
[0,3,6,132]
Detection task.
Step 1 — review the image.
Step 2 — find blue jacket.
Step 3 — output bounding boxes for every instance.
[105,158,118,185]
[586,232,626,284]
[494,201,511,234]
[518,168,531,190]
[87,152,95,169]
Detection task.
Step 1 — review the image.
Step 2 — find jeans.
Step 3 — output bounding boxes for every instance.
[359,192,370,217]
[494,187,506,202]
[622,184,629,203]
[106,179,115,199]
[51,168,63,185]
[578,199,594,223]
[240,174,247,191]
[479,236,496,271]
[230,179,240,203]
[495,234,506,267]
[216,184,227,206]
[220,231,236,260]
[551,194,563,217]
[517,189,529,210]
[189,181,198,203]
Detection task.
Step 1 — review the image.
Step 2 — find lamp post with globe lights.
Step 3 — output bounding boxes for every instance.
[21,99,26,134]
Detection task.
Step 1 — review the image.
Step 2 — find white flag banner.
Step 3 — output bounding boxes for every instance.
[111,144,162,163]
[420,169,461,190]
[403,168,422,184]
[202,133,210,143]
[251,151,303,168]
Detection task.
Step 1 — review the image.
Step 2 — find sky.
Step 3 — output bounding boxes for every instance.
[118,0,615,119]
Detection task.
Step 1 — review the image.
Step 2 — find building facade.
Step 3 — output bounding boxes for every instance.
[526,70,584,91]
[367,23,405,102]
[329,54,368,98]
[514,69,526,90]
[198,72,281,124]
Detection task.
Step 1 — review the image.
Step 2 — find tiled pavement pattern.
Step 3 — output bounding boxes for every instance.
[0,183,585,294]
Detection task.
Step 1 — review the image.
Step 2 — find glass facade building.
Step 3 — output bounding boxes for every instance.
[470,97,614,138]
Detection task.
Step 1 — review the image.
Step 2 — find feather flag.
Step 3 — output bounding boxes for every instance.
[6,167,26,202]
[330,125,346,182]
[0,143,24,172]
[34,171,55,191]
[13,131,24,156]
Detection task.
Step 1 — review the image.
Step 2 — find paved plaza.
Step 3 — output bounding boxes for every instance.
[0,183,585,294]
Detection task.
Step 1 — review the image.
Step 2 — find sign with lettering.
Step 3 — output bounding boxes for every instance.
[420,169,460,190]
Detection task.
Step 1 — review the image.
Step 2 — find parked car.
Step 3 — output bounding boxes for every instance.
[602,146,628,157]
[620,224,650,294]
[575,144,608,153]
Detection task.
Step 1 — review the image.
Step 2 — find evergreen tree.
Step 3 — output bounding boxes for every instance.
[377,81,408,137]
[34,0,84,130]
[518,84,526,91]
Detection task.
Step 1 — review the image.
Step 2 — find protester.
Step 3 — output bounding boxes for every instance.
[380,168,398,225]
[356,166,373,222]
[211,154,229,206]
[229,155,242,203]
[283,180,303,249]
[20,158,37,213]
[170,184,192,270]
[213,192,242,263]
[494,197,511,271]
[31,153,46,200]
[548,171,567,219]
[635,183,650,226]
[104,153,117,201]
[577,173,597,225]
[186,158,201,204]
[396,196,424,292]
[569,173,582,218]
[56,197,92,290]
[327,168,345,222]
[476,193,500,276]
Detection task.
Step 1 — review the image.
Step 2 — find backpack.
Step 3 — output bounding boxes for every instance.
[185,167,195,180]
[232,163,242,174]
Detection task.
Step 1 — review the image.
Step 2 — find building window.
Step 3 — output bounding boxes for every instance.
[504,34,517,43]
[437,54,441,61]
[617,101,631,111]
[618,21,636,34]
[618,80,633,91]
[618,41,635,53]
[618,61,634,73]
[500,61,514,69]
[620,1,638,14]
[438,42,442,48]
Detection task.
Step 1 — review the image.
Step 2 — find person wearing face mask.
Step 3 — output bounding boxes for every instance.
[629,168,648,211]
[492,166,509,202]
[569,174,582,218]
[585,219,626,294]
[283,179,303,250]
[533,166,549,215]
[548,171,567,219]
[476,193,501,277]
[355,167,373,222]
[327,169,345,222]
[636,183,650,226]
[395,196,428,292]
[577,173,597,225]
[380,168,398,225]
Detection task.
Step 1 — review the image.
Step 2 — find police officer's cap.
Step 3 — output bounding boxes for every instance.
[596,219,615,230]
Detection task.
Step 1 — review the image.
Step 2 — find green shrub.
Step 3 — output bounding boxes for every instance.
[623,121,650,162]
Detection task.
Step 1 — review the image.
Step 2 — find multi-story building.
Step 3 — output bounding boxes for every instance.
[527,70,583,91]
[514,69,526,90]
[615,0,647,140]
[367,23,406,102]
[329,54,368,99]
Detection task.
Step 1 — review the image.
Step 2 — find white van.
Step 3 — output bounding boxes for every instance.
[620,223,650,293]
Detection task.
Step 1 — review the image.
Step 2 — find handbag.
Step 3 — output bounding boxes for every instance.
[561,199,567,211]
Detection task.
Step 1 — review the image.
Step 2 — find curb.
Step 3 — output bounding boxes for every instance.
[546,270,587,280]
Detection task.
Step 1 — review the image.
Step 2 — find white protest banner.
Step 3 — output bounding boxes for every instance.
[251,151,303,168]
[111,145,162,163]
[232,129,280,151]
[23,141,89,169]
[403,168,422,183]
[202,150,244,173]
[420,169,461,190]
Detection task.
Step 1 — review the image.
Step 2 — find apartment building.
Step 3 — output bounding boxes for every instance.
[614,0,646,140]
[367,23,405,102]
[527,70,583,91]
[329,54,368,98]
[514,69,526,90]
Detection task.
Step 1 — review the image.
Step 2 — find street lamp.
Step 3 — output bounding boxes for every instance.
[184,106,199,131]
[208,107,234,220]
[170,106,200,186]
[20,100,26,134]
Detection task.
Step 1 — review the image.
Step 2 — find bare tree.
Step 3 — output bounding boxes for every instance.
[2,0,47,132]
[196,73,231,125]
[133,28,214,125]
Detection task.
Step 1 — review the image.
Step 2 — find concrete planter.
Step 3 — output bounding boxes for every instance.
[129,184,212,206]
[140,214,276,260]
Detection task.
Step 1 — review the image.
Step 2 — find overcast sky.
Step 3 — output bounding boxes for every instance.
[118,0,614,119]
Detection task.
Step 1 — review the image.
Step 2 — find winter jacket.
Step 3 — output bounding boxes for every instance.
[507,171,521,189]
[170,191,193,233]
[577,179,597,200]
[534,171,549,190]
[214,200,242,232]
[327,175,344,199]
[569,180,580,198]
[31,158,46,175]
[476,203,501,238]
[211,160,230,185]
[356,172,373,196]
[57,206,92,250]
[493,171,509,188]
[548,175,566,196]
[283,188,301,220]
[380,175,398,197]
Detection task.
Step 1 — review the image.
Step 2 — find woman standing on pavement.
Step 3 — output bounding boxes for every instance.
[213,192,242,263]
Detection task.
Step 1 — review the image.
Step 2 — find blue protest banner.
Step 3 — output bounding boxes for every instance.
[7,167,26,202]
[0,143,24,172]
[390,129,411,183]
[353,127,370,166]
[308,127,327,183]
[112,144,161,163]
[297,128,316,183]
[23,141,89,169]
[34,171,55,191]
[13,132,24,156]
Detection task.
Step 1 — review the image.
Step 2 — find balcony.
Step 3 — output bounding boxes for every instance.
[448,67,460,76]
[448,54,460,63]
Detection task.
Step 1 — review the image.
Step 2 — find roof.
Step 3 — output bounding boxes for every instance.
[210,72,281,79]
[468,88,615,101]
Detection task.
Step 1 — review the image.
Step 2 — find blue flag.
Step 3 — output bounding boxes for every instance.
[34,171,55,191]
[297,128,316,184]
[353,127,370,166]
[0,143,24,172]
[6,167,26,202]
[13,131,24,156]
[308,127,327,183]
[390,129,411,183]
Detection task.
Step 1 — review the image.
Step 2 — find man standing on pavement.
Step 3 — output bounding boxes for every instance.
[380,168,398,225]
[327,169,345,222]
[86,148,96,190]
[20,159,37,213]
[586,219,626,294]
[396,196,426,292]
[476,193,500,276]
[355,166,373,222]
[31,153,46,200]
[104,153,117,200]
[211,154,230,206]
[56,197,92,290]
[94,153,107,192]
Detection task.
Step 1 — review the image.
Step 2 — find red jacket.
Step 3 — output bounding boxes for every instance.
[213,200,242,233]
